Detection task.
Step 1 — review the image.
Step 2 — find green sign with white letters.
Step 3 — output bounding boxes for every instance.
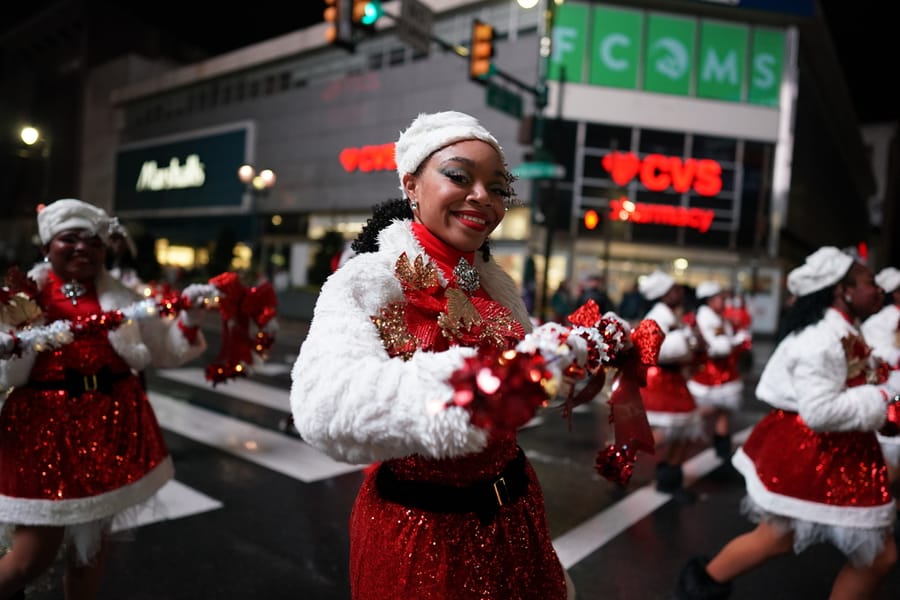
[549,3,785,107]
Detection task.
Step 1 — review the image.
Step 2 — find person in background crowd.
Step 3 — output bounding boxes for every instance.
[289,111,574,599]
[576,273,615,315]
[618,277,646,324]
[687,281,751,460]
[0,199,208,600]
[550,278,575,324]
[639,270,704,503]
[861,266,900,543]
[674,247,900,600]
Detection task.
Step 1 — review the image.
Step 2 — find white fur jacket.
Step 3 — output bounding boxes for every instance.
[0,262,207,390]
[861,303,900,369]
[644,301,693,364]
[694,304,749,358]
[755,308,895,432]
[289,220,532,465]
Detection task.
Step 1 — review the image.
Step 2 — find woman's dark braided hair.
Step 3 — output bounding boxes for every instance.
[776,263,855,342]
[351,198,492,261]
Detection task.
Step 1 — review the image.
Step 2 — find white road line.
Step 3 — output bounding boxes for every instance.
[156,367,290,412]
[112,480,222,532]
[149,391,361,482]
[553,426,752,568]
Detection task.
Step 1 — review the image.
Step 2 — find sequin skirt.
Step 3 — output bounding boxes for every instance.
[348,459,567,599]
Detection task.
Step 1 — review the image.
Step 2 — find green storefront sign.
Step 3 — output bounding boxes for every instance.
[645,14,694,96]
[550,2,785,107]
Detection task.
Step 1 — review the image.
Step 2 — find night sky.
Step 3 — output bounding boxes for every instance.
[3,1,896,122]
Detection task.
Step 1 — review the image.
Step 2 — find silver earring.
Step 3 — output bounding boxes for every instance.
[43,256,49,262]
[410,201,418,210]
[844,295,852,303]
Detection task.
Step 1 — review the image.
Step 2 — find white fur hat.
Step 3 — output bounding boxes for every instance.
[875,266,900,294]
[639,270,675,301]
[38,198,112,244]
[786,246,854,297]
[394,111,504,197]
[696,281,723,300]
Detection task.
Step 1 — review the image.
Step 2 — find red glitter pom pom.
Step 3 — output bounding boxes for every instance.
[630,319,665,367]
[448,350,550,431]
[595,444,637,486]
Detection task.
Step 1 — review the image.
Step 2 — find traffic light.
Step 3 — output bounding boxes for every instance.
[583,209,601,231]
[469,20,495,83]
[352,1,383,31]
[324,0,354,50]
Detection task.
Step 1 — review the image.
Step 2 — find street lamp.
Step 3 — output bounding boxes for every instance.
[237,164,277,193]
[237,164,277,274]
[19,124,52,202]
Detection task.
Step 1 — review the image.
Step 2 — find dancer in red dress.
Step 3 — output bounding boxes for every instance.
[675,247,900,600]
[0,199,208,599]
[290,112,573,599]
[861,266,900,541]
[638,271,704,501]
[687,281,751,459]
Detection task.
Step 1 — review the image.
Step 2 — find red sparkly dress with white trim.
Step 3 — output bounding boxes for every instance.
[639,301,703,439]
[348,223,568,600]
[0,271,171,528]
[732,308,894,562]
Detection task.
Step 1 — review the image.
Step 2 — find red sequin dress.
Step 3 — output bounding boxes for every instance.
[732,309,894,563]
[348,223,567,600]
[687,304,746,412]
[640,301,703,440]
[0,272,172,529]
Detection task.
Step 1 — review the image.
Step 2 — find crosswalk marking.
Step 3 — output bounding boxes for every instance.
[157,367,290,412]
[552,426,752,567]
[150,369,756,570]
[149,391,362,482]
[112,480,222,532]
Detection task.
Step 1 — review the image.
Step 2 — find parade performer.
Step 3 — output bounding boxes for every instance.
[639,270,704,501]
[290,111,657,599]
[861,266,900,541]
[0,199,209,599]
[687,281,751,459]
[675,247,900,600]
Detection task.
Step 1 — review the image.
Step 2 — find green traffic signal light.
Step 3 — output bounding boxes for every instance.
[359,1,382,26]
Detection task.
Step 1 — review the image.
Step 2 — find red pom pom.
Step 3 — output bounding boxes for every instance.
[567,299,602,327]
[448,350,550,431]
[595,444,637,486]
[631,319,665,366]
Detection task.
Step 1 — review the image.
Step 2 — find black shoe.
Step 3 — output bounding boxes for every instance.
[673,556,731,600]
[655,462,682,493]
[712,434,732,460]
[656,463,696,504]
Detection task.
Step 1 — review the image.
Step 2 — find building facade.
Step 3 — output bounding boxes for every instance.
[4,0,883,333]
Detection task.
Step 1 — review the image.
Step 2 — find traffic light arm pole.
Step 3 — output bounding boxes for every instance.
[377,7,547,106]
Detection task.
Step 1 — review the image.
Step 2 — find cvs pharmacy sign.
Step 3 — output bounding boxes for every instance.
[602,151,723,196]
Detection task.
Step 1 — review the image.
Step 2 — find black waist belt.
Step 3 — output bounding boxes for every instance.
[375,447,528,525]
[27,366,132,397]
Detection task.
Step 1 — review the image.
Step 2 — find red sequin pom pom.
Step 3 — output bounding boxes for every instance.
[448,350,551,431]
[595,444,637,486]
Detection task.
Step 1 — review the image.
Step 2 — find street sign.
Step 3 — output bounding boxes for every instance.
[486,82,523,118]
[397,0,433,56]
[513,161,566,180]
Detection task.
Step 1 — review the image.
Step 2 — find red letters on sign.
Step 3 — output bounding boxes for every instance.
[339,143,397,173]
[601,151,722,197]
